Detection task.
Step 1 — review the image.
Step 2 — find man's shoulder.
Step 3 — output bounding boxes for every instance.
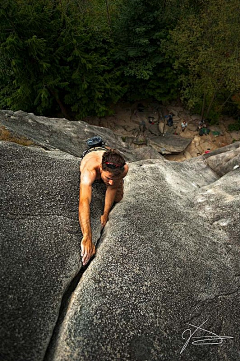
[80,167,97,185]
[80,152,103,184]
[80,151,103,169]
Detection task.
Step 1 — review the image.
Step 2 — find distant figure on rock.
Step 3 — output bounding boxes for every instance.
[79,138,128,265]
[139,120,146,133]
[198,122,210,136]
[148,116,155,125]
[197,119,206,132]
[181,120,188,132]
[158,117,165,136]
[165,112,174,127]
[133,120,147,145]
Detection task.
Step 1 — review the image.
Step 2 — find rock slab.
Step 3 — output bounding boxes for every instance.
[48,150,240,361]
[1,119,240,361]
[0,110,162,162]
[0,142,104,361]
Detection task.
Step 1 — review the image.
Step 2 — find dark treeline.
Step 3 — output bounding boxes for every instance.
[0,0,240,122]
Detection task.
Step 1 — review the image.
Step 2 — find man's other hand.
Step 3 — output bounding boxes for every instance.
[101,214,108,228]
[81,237,95,266]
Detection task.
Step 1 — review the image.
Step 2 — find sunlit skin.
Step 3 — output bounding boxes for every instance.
[79,150,128,266]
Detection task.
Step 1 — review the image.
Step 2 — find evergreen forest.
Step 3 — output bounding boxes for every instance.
[1,0,240,122]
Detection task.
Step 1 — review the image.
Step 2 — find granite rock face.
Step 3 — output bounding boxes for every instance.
[1,116,240,361]
[47,153,240,361]
[203,142,240,176]
[0,110,162,162]
[0,142,104,361]
[148,134,192,154]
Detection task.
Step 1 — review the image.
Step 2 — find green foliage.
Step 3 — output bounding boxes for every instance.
[0,0,125,118]
[112,0,179,101]
[228,118,240,131]
[164,0,240,118]
[0,0,239,119]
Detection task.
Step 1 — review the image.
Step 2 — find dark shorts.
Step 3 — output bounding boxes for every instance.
[80,146,107,160]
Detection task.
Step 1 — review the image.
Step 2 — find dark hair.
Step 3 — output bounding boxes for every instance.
[102,149,126,174]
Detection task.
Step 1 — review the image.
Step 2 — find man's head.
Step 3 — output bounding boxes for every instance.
[102,149,126,174]
[101,149,126,185]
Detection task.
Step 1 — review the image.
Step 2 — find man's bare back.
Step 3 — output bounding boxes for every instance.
[79,149,128,265]
[80,150,105,182]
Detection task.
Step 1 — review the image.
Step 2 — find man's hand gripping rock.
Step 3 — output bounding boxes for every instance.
[81,237,95,266]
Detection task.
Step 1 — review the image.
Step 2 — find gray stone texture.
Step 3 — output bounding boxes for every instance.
[47,155,240,361]
[148,134,192,154]
[0,110,162,162]
[203,142,240,176]
[0,142,104,361]
[1,112,240,361]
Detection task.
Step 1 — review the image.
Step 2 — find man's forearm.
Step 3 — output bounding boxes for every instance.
[79,199,92,241]
[103,187,117,218]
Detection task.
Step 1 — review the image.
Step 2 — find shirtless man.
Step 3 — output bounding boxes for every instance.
[79,148,128,265]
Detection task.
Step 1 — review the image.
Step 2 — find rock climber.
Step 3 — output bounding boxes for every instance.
[79,137,128,265]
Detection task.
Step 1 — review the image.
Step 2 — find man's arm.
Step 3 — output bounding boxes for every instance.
[101,186,118,227]
[101,165,128,227]
[79,170,96,265]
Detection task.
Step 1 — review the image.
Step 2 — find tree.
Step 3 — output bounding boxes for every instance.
[0,0,124,118]
[112,0,179,101]
[164,0,240,120]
